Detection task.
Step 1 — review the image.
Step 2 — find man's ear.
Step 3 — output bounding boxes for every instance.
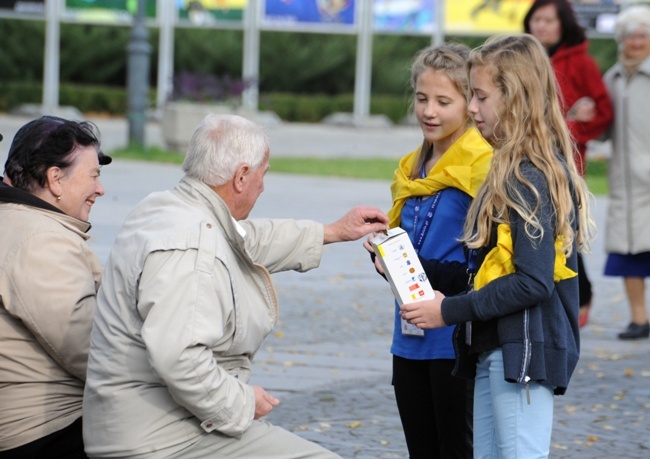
[45,166,64,197]
[233,164,250,193]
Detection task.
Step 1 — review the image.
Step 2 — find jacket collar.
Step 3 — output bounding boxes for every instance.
[174,175,245,245]
[0,179,63,213]
[0,179,92,235]
[610,55,650,78]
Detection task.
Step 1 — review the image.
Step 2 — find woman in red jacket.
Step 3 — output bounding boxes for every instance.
[524,0,613,328]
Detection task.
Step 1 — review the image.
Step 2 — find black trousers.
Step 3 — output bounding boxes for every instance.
[0,417,87,459]
[578,253,593,307]
[393,355,474,459]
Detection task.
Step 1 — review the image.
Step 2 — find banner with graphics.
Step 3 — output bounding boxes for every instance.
[0,0,623,34]
[373,0,437,34]
[263,0,355,27]
[64,0,157,23]
[178,0,246,25]
[445,0,534,35]
[445,0,620,35]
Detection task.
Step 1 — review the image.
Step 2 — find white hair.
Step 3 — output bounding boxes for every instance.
[615,5,650,42]
[182,114,269,186]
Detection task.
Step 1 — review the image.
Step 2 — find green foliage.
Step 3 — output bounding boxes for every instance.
[585,158,608,176]
[259,32,357,94]
[0,81,42,108]
[588,38,619,73]
[0,17,619,120]
[259,92,409,123]
[586,174,607,196]
[370,94,411,123]
[60,23,133,85]
[270,157,398,180]
[111,145,184,163]
[0,19,45,82]
[0,17,621,93]
[585,159,608,195]
[372,35,425,95]
[59,84,130,114]
[0,81,154,115]
[174,28,243,77]
[259,93,350,122]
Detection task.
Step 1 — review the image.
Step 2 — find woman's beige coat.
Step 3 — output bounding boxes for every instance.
[603,56,650,254]
[0,198,101,451]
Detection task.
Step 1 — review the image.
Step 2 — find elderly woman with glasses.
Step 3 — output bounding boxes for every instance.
[603,5,650,340]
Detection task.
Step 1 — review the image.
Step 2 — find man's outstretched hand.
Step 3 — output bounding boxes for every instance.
[324,206,389,244]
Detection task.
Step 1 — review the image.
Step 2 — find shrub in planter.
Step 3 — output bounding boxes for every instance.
[162,72,257,151]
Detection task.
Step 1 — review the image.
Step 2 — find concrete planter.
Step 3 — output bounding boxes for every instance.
[161,101,257,152]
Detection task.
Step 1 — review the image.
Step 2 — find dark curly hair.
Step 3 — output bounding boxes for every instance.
[4,116,111,192]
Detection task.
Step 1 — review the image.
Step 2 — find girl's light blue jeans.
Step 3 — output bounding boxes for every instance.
[473,349,554,459]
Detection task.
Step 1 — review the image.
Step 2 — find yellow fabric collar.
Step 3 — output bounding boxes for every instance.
[474,223,577,290]
[388,127,492,228]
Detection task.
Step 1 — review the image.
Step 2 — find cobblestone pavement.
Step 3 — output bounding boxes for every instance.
[252,178,650,459]
[1,115,648,458]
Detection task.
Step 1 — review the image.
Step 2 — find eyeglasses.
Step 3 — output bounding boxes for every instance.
[622,31,650,41]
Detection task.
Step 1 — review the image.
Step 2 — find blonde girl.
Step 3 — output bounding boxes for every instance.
[366,42,492,458]
[400,34,594,458]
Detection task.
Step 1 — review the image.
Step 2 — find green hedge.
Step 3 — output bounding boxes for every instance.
[0,16,618,122]
[0,81,157,115]
[0,81,408,123]
[0,17,618,94]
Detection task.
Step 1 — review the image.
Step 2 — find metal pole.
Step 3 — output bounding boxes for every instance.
[127,0,152,146]
[43,0,61,112]
[242,0,260,111]
[156,0,175,114]
[433,0,445,45]
[353,0,373,125]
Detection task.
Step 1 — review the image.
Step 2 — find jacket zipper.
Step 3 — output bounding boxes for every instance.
[518,308,532,404]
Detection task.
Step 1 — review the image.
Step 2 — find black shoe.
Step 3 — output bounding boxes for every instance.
[618,322,650,340]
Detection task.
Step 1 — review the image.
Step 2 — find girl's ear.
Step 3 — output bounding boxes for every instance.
[45,166,64,198]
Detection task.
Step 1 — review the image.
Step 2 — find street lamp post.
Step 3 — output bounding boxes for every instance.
[127,0,151,147]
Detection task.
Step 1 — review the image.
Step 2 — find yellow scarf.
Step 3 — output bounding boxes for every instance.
[474,223,577,290]
[388,127,492,228]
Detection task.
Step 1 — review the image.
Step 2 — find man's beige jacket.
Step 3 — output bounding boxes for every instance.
[83,176,324,457]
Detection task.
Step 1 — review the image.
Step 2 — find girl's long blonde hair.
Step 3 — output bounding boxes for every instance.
[462,34,595,255]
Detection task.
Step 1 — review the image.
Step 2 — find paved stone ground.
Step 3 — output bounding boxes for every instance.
[1,115,648,458]
[252,181,650,459]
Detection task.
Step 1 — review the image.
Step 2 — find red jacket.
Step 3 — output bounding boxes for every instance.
[551,42,613,175]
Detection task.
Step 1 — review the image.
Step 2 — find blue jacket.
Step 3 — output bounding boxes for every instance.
[441,161,581,395]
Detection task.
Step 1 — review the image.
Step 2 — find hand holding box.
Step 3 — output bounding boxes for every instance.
[370,228,436,337]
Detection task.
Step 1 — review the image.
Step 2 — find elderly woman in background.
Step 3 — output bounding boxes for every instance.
[524,0,613,328]
[603,5,650,340]
[0,116,111,458]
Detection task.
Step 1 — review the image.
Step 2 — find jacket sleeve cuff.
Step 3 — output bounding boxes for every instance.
[199,383,255,437]
[441,294,474,326]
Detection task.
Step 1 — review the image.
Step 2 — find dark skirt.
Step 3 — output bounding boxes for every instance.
[604,251,650,277]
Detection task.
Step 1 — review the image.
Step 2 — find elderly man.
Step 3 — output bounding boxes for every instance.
[83,114,388,458]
